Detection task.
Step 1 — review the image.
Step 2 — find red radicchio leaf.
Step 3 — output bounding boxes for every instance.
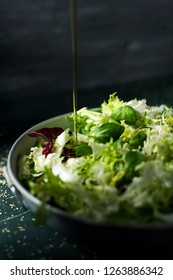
[28,127,64,142]
[28,127,64,156]
[42,142,53,156]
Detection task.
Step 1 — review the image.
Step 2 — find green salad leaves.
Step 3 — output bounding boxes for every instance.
[19,93,173,224]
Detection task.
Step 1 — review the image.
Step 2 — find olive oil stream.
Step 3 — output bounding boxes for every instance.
[70,0,78,145]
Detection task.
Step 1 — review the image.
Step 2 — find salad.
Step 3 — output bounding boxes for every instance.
[18,93,173,224]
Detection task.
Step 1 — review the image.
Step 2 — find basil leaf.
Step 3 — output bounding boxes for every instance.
[89,122,124,143]
[75,143,92,157]
[129,130,147,149]
[111,105,137,125]
[124,151,144,180]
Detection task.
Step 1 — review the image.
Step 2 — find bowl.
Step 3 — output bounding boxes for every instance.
[5,113,173,256]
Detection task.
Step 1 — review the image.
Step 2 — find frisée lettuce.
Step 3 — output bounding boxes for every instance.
[18,93,173,224]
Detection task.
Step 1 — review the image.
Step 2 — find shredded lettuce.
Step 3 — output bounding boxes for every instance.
[19,93,173,224]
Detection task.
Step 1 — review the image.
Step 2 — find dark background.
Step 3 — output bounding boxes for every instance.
[1,0,173,142]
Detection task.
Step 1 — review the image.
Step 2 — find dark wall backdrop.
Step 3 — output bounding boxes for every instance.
[1,0,173,128]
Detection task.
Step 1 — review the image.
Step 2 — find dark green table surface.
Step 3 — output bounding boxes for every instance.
[1,77,173,260]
